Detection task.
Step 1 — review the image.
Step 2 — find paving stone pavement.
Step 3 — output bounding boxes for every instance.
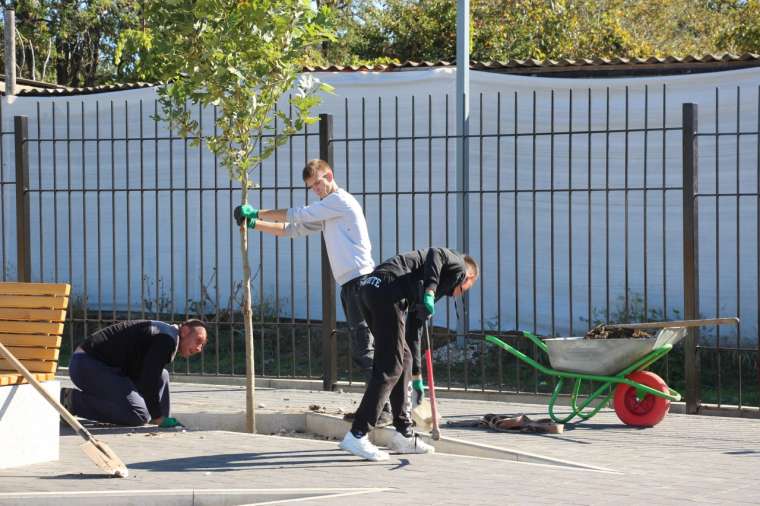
[0,379,758,505]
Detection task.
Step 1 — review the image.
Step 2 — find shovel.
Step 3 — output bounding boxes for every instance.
[0,342,128,478]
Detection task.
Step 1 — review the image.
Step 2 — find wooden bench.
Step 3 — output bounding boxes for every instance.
[0,282,70,385]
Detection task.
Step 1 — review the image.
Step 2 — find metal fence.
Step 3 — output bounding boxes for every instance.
[0,83,758,413]
[687,87,760,412]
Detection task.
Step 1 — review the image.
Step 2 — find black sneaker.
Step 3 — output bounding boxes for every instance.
[60,387,74,412]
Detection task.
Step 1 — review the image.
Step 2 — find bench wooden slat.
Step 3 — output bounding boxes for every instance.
[0,295,69,309]
[4,347,59,361]
[0,282,70,296]
[0,282,70,383]
[0,358,57,373]
[0,308,67,322]
[0,334,62,347]
[0,322,65,335]
[0,372,55,386]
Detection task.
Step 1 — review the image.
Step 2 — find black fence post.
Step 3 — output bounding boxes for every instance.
[682,103,700,414]
[319,113,337,391]
[14,115,30,282]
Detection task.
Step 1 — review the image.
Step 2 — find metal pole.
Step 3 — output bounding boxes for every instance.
[14,115,30,282]
[682,103,700,414]
[456,0,470,346]
[4,8,16,96]
[319,113,337,391]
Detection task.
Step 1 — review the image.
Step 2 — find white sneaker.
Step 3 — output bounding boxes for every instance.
[388,431,436,454]
[339,432,390,461]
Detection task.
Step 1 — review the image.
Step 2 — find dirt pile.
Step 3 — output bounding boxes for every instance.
[584,325,653,339]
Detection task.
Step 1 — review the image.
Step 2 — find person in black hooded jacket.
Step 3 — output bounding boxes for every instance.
[339,247,479,461]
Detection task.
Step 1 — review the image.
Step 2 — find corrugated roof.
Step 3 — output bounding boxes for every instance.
[0,75,69,94]
[13,81,156,96]
[13,53,760,97]
[471,52,760,73]
[301,60,452,72]
[303,52,760,73]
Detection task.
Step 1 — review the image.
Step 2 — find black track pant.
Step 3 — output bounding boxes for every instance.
[340,275,374,384]
[69,351,170,426]
[351,273,413,437]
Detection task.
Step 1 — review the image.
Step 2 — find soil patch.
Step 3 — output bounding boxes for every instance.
[584,325,653,339]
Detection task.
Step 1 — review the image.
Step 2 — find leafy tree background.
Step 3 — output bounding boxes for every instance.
[1,0,141,86]
[302,0,760,65]
[2,0,759,86]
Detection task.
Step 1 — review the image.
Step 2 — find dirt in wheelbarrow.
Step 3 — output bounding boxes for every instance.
[584,324,653,339]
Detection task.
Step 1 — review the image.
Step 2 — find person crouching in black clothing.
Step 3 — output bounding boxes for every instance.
[339,247,479,461]
[60,319,207,428]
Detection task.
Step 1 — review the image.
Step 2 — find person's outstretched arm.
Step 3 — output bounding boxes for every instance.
[258,209,288,222]
[234,205,323,238]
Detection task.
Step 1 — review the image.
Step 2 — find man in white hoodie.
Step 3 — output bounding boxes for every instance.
[234,159,392,425]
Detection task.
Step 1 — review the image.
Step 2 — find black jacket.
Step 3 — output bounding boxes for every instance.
[81,320,178,418]
[374,247,468,305]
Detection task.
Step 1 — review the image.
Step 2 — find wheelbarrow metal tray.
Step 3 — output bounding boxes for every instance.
[543,328,686,376]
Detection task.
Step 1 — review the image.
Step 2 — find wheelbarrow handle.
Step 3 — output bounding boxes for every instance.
[486,331,548,353]
[485,334,551,374]
[606,317,740,330]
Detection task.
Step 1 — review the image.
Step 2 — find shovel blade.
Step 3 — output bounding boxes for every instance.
[80,439,129,478]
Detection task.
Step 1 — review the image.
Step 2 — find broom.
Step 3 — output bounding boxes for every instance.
[0,342,128,478]
[422,315,441,440]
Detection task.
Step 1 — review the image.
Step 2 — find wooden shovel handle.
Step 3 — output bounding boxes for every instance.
[0,341,91,440]
[606,317,740,330]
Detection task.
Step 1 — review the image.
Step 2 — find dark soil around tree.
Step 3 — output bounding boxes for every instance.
[584,325,653,339]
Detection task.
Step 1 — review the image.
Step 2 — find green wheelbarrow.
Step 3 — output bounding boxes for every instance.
[485,318,739,427]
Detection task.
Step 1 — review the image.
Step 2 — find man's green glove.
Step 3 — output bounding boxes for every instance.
[233,204,259,229]
[411,376,425,408]
[423,290,435,317]
[159,417,183,428]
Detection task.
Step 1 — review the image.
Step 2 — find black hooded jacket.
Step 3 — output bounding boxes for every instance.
[373,247,468,305]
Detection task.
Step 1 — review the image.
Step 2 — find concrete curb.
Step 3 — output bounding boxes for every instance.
[174,410,305,434]
[305,412,617,473]
[0,487,390,506]
[175,410,616,473]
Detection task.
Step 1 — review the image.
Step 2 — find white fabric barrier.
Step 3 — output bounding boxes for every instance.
[0,67,758,344]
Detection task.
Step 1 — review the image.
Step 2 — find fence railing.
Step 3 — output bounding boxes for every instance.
[0,84,757,414]
[687,86,760,412]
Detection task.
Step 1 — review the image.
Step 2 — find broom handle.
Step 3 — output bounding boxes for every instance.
[423,318,441,440]
[0,342,93,441]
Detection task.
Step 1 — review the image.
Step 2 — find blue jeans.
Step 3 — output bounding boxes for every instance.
[68,352,170,426]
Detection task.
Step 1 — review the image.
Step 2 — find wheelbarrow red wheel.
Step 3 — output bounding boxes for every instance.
[613,371,670,427]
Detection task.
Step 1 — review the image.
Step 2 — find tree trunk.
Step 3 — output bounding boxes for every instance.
[83,29,100,87]
[55,40,68,85]
[240,183,256,433]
